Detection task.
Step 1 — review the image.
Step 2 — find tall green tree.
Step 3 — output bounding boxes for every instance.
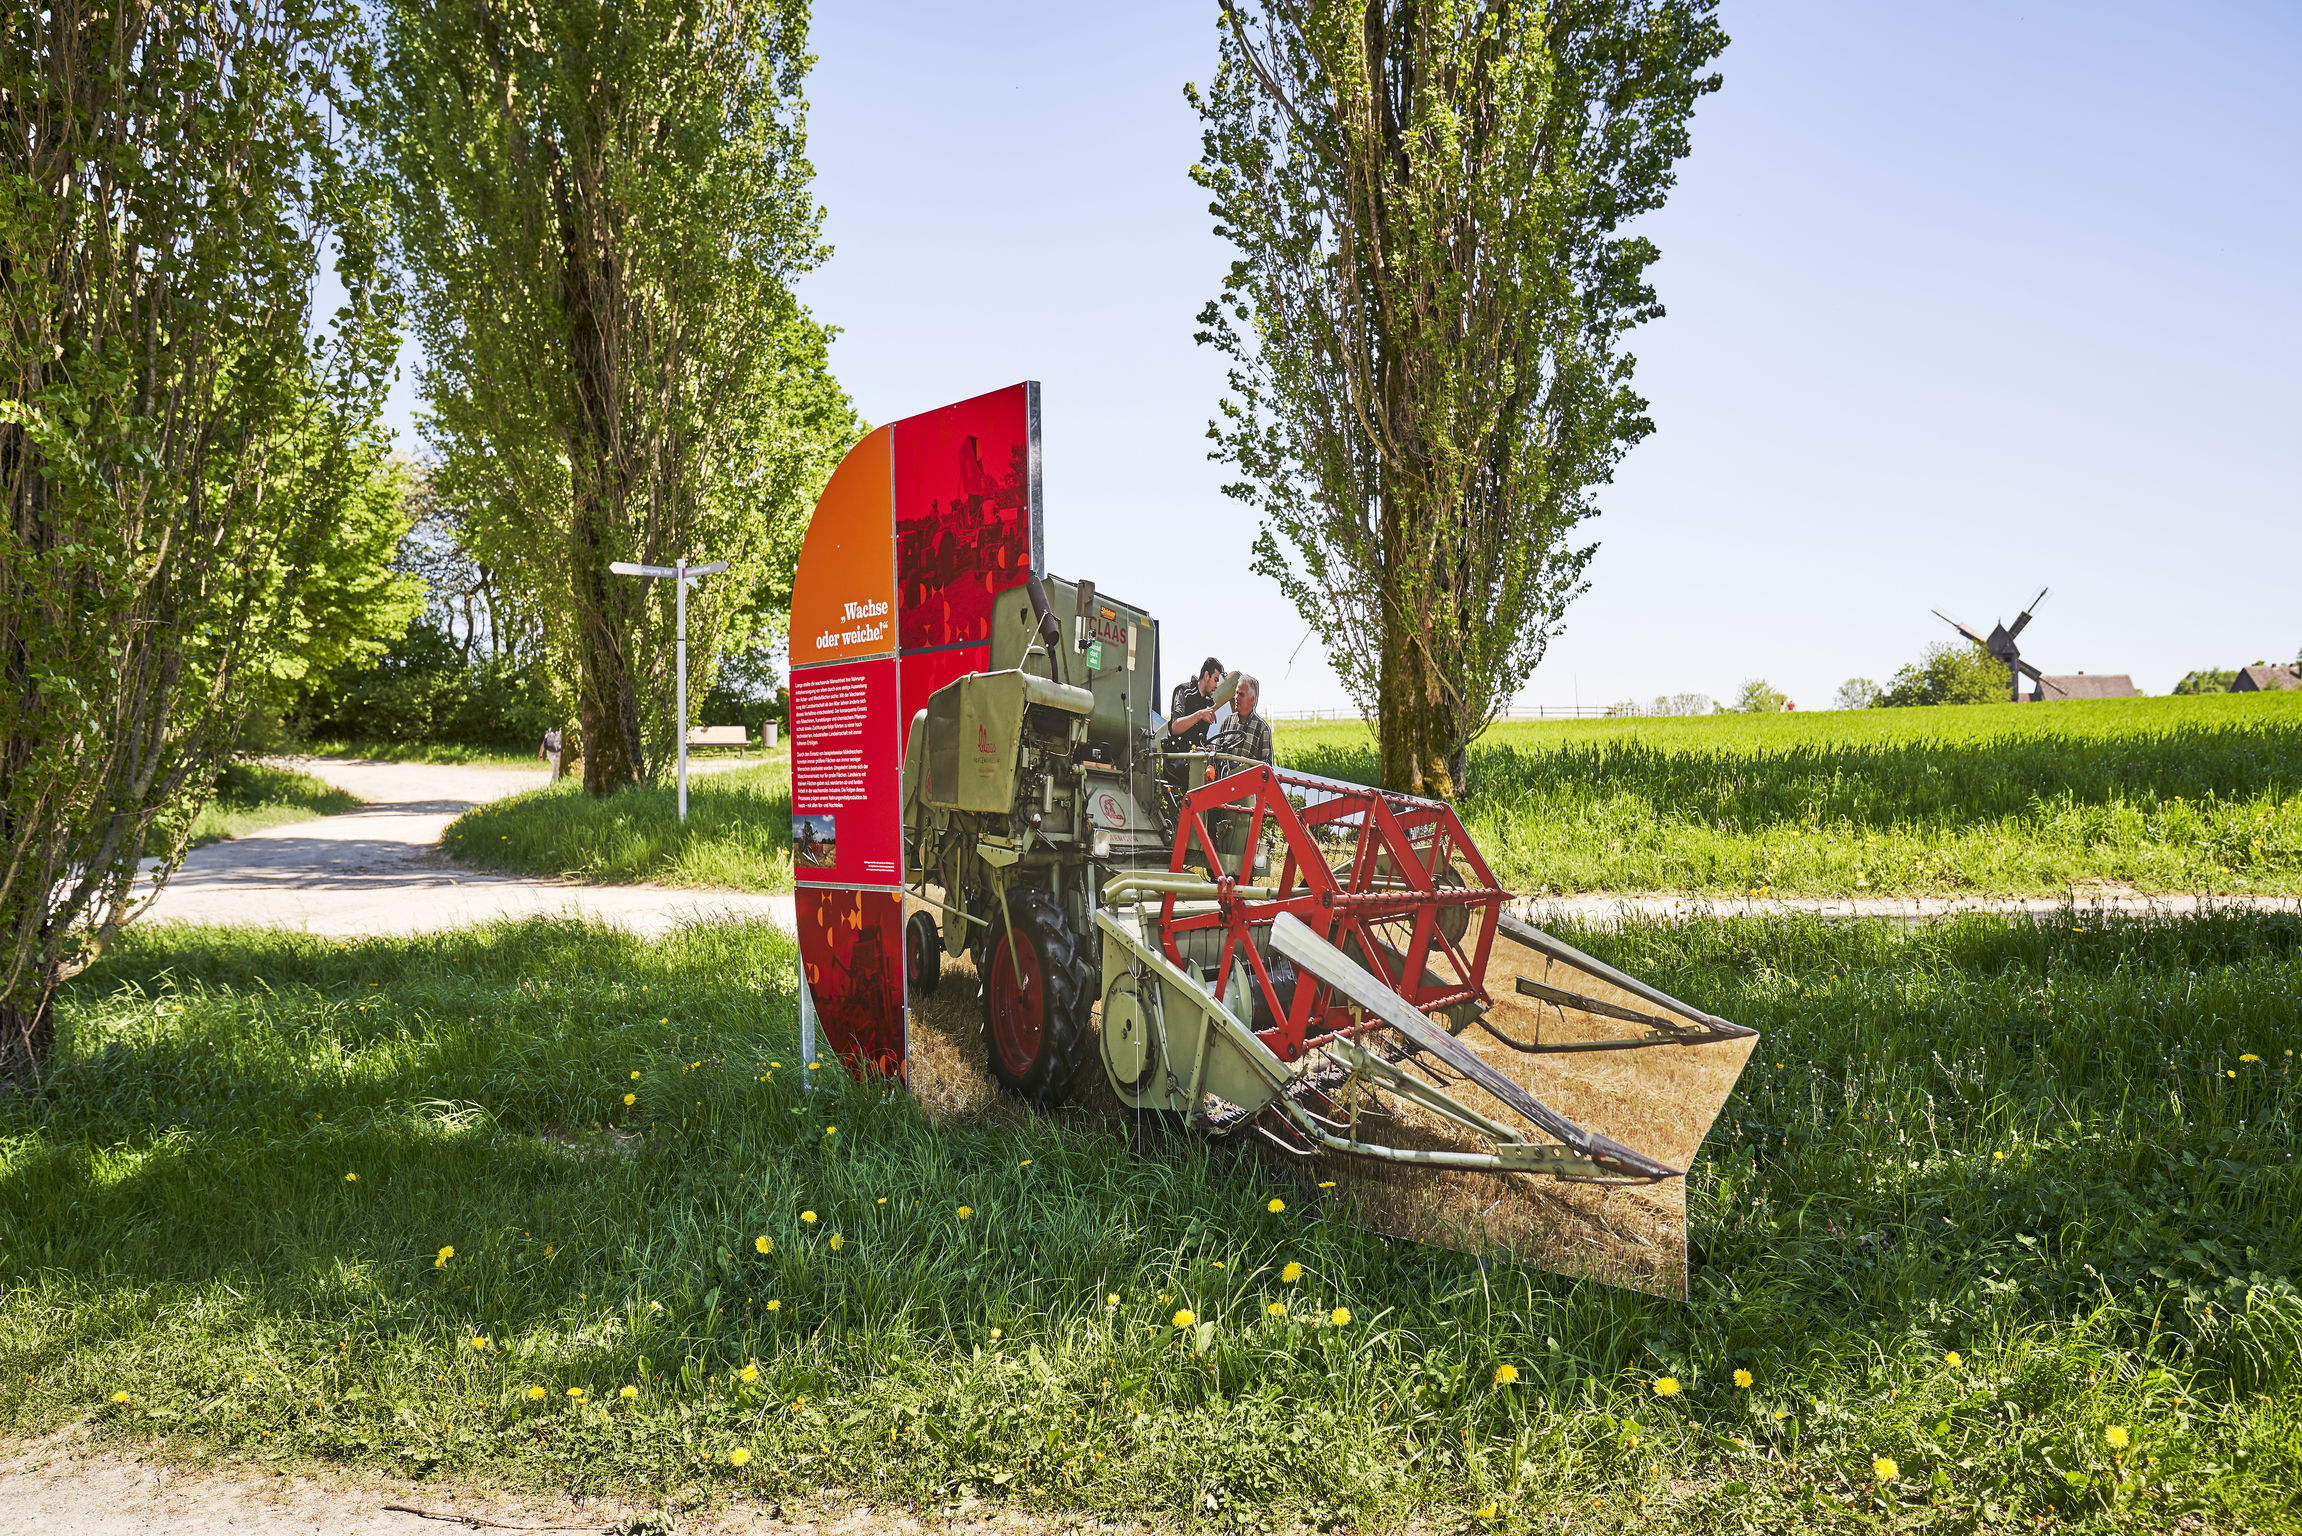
[1192,0,1725,798]
[1878,642,2010,709]
[1,0,397,1080]
[376,0,855,796]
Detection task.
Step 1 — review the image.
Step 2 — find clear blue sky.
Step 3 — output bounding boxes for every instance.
[377,1,2302,710]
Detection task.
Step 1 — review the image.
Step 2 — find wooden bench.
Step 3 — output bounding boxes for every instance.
[685,725,750,756]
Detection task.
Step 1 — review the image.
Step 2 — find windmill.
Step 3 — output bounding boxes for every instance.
[1933,588,2061,702]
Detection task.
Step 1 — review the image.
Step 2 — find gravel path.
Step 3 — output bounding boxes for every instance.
[139,758,795,940]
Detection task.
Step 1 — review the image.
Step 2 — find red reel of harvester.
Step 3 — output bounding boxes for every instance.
[1157,764,1508,1062]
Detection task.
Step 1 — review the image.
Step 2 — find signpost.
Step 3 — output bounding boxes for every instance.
[607,557,729,822]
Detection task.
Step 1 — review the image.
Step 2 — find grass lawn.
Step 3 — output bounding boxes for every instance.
[1,911,2293,1530]
[1282,691,2302,898]
[299,739,545,769]
[182,762,363,851]
[444,764,791,891]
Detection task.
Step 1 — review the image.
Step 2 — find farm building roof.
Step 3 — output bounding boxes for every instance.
[2038,673,2137,700]
[2233,663,2302,692]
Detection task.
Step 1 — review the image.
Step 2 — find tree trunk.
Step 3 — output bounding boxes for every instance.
[0,991,55,1089]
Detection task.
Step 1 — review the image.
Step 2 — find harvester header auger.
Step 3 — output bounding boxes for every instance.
[787,381,1759,1296]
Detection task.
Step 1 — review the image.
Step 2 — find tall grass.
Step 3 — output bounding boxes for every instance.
[0,911,2293,1528]
[444,764,792,890]
[1282,693,2302,896]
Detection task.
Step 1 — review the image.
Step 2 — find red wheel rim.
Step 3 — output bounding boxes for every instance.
[987,928,1045,1077]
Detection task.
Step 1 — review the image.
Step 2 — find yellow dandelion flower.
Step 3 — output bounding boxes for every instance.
[2105,1424,2129,1450]
[470,1335,490,1351]
[630,1071,641,1080]
[345,1172,358,1182]
[825,1125,837,1136]
[877,1196,887,1204]
[1872,1456,1898,1483]
[740,1364,758,1384]
[566,1387,585,1401]
[1477,1506,1497,1521]
[770,1061,781,1069]
[1992,1150,2006,1161]
[800,1210,817,1223]
[526,1386,546,1401]
[765,1300,781,1312]
[1281,1262,1303,1283]
[2227,1069,2237,1078]
[989,1328,1003,1341]
[1493,1364,1519,1386]
[1268,1302,1287,1318]
[1625,1434,1639,1449]
[1211,1260,1224,1268]
[1172,1309,1195,1328]
[435,1245,454,1267]
[1653,1376,1680,1397]
[111,1391,129,1404]
[829,1233,844,1251]
[728,1446,752,1468]
[2240,1054,2259,1063]
[1266,1197,1285,1213]
[1733,1368,1752,1389]
[1020,1159,1031,1166]
[754,1235,771,1254]
[956,1205,972,1219]
[1944,1351,1962,1368]
[1317,1181,1336,1188]
[1106,1293,1120,1307]
[623,1094,635,1106]
[1330,1307,1351,1326]
[619,1385,638,1400]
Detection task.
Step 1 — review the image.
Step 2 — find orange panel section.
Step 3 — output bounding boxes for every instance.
[789,427,896,667]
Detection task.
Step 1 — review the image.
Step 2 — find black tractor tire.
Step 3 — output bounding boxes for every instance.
[979,887,1094,1111]
[905,909,942,996]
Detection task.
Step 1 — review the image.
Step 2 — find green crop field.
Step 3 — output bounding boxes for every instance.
[445,763,793,890]
[1281,692,2302,898]
[3,912,2293,1530]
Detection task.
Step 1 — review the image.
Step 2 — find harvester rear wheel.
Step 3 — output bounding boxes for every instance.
[905,910,941,996]
[980,888,1093,1110]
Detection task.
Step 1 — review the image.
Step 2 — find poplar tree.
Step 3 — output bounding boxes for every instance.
[1192,0,1725,797]
[376,0,855,795]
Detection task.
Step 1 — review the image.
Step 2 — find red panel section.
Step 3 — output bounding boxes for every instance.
[894,384,1033,652]
[789,655,902,885]
[798,887,905,1078]
[897,644,990,759]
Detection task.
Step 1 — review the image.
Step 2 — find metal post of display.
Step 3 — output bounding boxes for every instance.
[608,557,729,822]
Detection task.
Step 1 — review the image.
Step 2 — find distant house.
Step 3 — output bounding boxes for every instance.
[2233,663,2302,693]
[2036,673,2137,700]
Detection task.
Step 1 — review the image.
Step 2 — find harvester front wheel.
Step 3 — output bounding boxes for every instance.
[980,888,1093,1110]
[905,910,942,995]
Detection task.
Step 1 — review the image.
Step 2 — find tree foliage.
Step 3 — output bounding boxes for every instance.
[1,0,396,1079]
[376,0,856,795]
[1191,0,1725,797]
[2171,668,2236,696]
[1879,642,2010,709]
[1834,676,1880,710]
[1729,677,1786,713]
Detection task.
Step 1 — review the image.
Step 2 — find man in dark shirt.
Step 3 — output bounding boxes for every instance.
[1164,656,1224,788]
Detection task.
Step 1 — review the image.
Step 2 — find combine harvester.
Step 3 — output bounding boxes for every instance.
[790,383,1756,1296]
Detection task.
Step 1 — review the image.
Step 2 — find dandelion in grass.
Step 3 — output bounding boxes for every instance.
[527,1386,546,1401]
[630,1071,641,1080]
[623,1094,636,1106]
[1266,1197,1285,1213]
[829,1233,844,1252]
[755,1235,772,1254]
[1653,1377,1679,1397]
[1020,1159,1031,1167]
[1281,1262,1302,1283]
[2226,1069,2237,1078]
[955,1206,972,1220]
[1733,1368,1753,1389]
[739,1364,759,1384]
[800,1210,818,1224]
[1477,1507,1497,1521]
[619,1385,638,1400]
[1992,1150,2006,1161]
[1171,1309,1195,1328]
[876,1197,887,1205]
[728,1447,752,1468]
[345,1172,358,1182]
[470,1335,490,1351]
[1493,1364,1519,1386]
[989,1328,1003,1341]
[2240,1054,2259,1063]
[765,1300,781,1312]
[1106,1293,1120,1308]
[110,1391,128,1404]
[1944,1351,1962,1368]
[824,1125,837,1137]
[1872,1456,1898,1483]
[2105,1425,2129,1450]
[435,1245,455,1268]
[1268,1302,1288,1318]
[1330,1307,1351,1326]
[566,1387,585,1401]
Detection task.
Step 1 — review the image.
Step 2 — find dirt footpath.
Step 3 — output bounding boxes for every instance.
[0,1431,1168,1536]
[138,759,794,941]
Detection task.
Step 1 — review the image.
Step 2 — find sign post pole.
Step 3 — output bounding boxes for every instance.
[607,556,729,825]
